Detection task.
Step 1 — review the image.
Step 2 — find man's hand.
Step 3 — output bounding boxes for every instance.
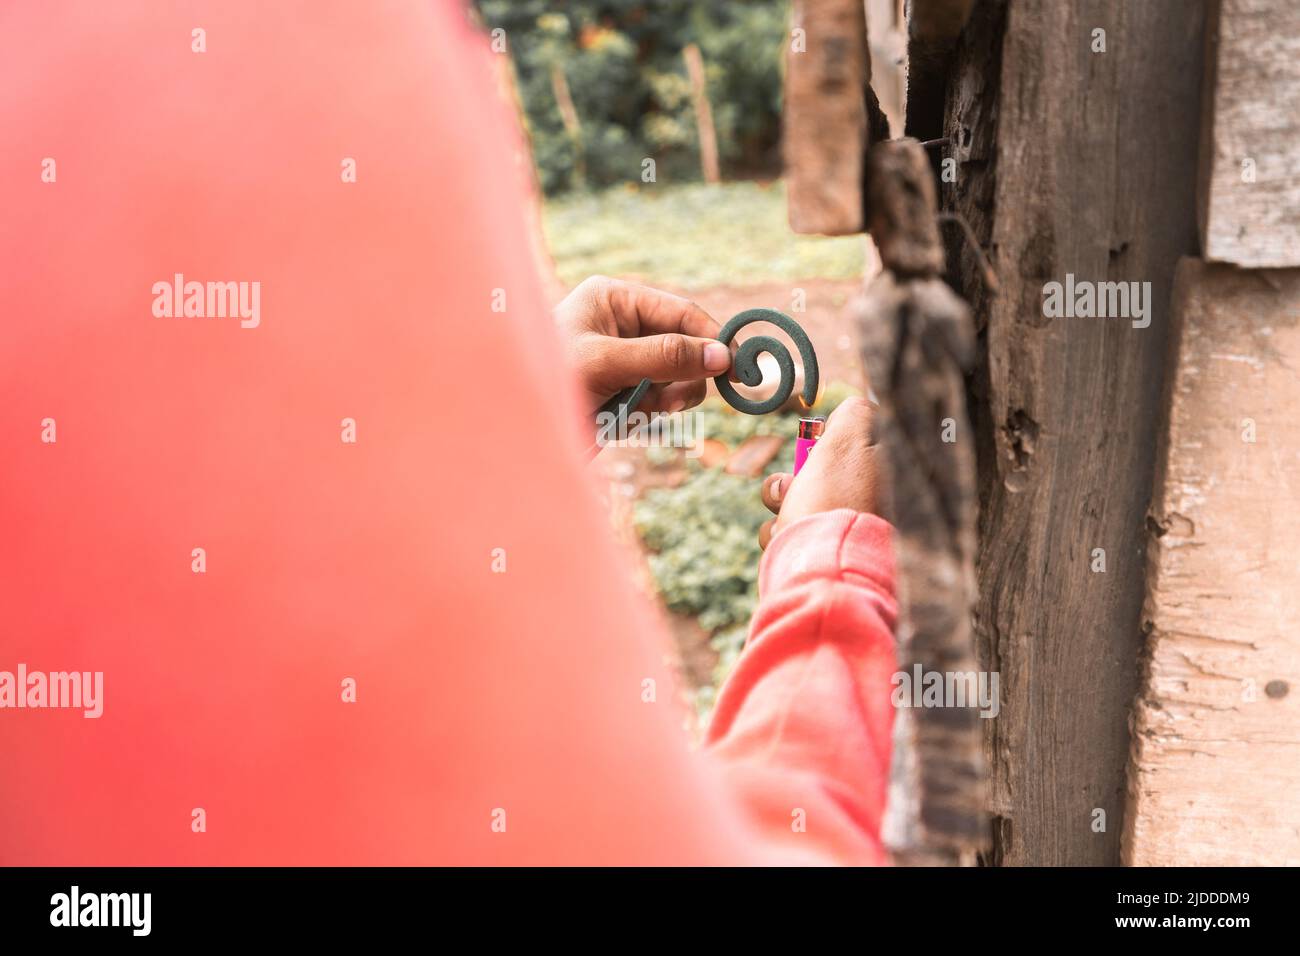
[556,275,733,416]
[758,396,883,549]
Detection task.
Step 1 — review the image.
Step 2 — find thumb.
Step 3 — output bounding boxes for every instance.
[583,332,733,390]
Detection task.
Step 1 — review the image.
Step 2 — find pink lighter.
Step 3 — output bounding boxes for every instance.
[794,417,825,475]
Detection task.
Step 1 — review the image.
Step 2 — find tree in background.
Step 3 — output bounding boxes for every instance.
[475,0,788,195]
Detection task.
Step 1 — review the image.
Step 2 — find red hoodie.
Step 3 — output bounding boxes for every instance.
[0,0,896,866]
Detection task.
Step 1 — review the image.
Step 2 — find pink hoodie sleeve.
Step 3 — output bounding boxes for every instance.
[704,509,899,865]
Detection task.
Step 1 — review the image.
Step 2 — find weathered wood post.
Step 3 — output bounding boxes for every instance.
[787,0,1300,868]
[858,139,987,865]
[784,0,987,865]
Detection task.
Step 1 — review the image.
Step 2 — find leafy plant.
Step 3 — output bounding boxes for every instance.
[474,0,789,195]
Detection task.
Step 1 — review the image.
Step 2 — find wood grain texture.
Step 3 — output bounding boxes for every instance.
[1199,0,1300,267]
[783,0,870,235]
[860,274,985,864]
[859,140,986,865]
[1125,259,1300,866]
[864,139,946,277]
[938,0,1206,865]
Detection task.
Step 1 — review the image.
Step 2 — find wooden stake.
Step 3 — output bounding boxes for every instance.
[550,61,585,190]
[682,43,720,185]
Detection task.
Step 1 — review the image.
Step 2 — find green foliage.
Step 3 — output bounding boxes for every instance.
[637,466,769,631]
[543,182,864,290]
[632,383,857,711]
[475,0,789,195]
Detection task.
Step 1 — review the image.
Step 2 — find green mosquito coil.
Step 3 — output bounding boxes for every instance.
[596,307,820,426]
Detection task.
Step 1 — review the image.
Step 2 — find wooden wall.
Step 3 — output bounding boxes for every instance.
[784,0,1299,865]
[939,0,1206,865]
[1124,0,1300,865]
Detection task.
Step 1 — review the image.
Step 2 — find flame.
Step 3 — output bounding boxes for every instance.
[796,379,824,411]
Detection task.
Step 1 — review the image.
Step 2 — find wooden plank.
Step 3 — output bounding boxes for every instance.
[783,0,872,235]
[1199,0,1300,268]
[861,275,984,865]
[938,0,1207,865]
[1125,259,1300,866]
[860,139,986,865]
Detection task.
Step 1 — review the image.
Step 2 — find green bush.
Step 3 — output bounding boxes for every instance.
[474,0,789,195]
